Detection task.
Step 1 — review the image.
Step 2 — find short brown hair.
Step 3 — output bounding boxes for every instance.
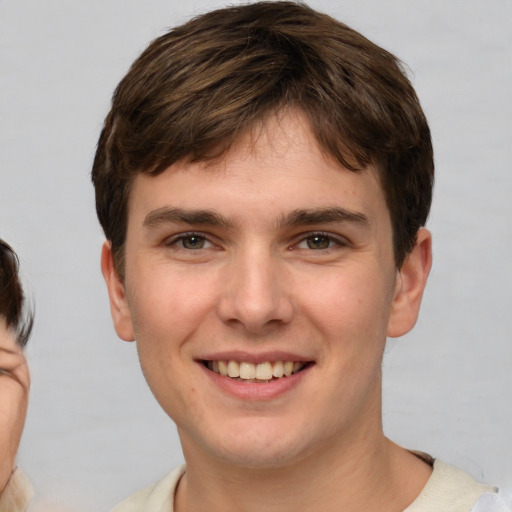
[92,1,434,275]
[0,239,33,348]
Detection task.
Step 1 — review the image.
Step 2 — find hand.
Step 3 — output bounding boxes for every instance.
[0,326,30,494]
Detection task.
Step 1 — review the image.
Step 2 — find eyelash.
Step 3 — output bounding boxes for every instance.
[164,232,213,250]
[163,231,349,252]
[294,232,349,251]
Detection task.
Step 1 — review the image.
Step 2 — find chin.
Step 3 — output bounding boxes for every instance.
[215,442,305,470]
[190,419,319,470]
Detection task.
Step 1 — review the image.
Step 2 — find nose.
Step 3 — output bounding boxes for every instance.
[216,247,294,333]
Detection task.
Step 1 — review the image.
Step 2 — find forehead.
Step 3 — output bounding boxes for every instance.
[127,111,388,226]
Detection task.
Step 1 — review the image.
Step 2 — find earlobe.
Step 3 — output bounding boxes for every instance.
[100,241,135,342]
[387,228,432,338]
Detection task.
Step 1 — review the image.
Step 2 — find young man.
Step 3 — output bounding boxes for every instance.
[0,239,34,511]
[93,2,509,511]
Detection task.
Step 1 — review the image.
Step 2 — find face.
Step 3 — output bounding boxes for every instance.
[0,318,30,490]
[103,111,431,469]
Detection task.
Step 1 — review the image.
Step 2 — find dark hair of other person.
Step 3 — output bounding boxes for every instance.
[0,239,33,348]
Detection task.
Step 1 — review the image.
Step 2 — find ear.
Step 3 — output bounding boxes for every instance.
[100,241,135,342]
[387,228,432,338]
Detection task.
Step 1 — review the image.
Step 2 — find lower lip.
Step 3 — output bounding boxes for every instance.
[199,363,312,401]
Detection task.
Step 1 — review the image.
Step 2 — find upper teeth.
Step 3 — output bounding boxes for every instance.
[208,360,305,380]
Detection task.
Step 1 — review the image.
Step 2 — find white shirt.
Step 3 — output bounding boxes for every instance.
[111,459,511,512]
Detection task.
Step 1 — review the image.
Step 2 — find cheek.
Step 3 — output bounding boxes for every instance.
[127,277,200,416]
[305,268,392,333]
[301,265,394,381]
[126,268,219,372]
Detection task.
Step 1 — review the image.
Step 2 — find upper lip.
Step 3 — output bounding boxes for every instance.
[196,351,314,364]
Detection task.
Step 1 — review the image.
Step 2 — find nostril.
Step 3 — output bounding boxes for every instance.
[216,269,293,332]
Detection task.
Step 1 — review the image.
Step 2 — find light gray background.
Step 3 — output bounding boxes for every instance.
[1,0,511,510]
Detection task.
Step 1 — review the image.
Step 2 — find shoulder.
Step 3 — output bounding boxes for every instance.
[405,459,509,512]
[111,465,185,512]
[0,467,34,512]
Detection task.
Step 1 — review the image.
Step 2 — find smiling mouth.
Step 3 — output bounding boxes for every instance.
[203,360,309,383]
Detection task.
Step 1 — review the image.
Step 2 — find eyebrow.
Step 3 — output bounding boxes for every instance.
[143,207,234,230]
[278,207,370,228]
[143,206,369,231]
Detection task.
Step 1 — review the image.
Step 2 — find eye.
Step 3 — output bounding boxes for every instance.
[181,234,207,250]
[165,233,213,250]
[295,232,346,250]
[305,234,331,250]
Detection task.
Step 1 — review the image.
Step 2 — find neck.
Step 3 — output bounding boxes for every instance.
[175,423,431,512]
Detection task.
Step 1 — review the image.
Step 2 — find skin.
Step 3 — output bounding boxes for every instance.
[0,318,29,494]
[103,110,433,511]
